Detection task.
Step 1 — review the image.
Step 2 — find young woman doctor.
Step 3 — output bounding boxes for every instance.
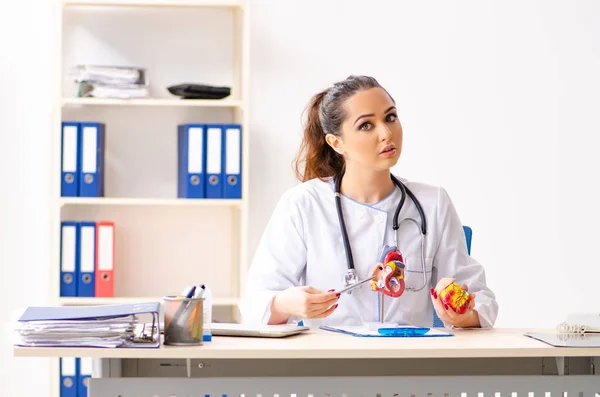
[240,75,498,329]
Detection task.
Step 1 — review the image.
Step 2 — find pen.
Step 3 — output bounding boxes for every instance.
[177,284,205,327]
[172,286,196,326]
[336,276,376,294]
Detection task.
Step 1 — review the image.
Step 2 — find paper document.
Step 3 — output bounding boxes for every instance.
[320,325,453,338]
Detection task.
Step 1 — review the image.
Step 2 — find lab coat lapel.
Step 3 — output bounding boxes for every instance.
[338,196,388,278]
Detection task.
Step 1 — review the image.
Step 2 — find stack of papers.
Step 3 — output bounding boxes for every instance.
[15,302,161,348]
[70,65,144,85]
[17,316,137,348]
[68,65,150,99]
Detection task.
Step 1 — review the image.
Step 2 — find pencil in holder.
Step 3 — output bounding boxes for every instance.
[162,295,204,346]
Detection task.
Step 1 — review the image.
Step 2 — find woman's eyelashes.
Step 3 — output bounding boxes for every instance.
[357,113,399,131]
[359,121,373,131]
[386,113,398,122]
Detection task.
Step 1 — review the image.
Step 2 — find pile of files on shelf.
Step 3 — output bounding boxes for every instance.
[69,65,150,99]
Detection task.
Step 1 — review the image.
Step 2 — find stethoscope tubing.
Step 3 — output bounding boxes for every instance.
[335,172,428,292]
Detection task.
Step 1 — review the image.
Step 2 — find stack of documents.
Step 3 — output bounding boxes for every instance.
[69,65,150,99]
[15,302,161,348]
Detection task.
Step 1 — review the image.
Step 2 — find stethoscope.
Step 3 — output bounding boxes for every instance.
[334,171,429,294]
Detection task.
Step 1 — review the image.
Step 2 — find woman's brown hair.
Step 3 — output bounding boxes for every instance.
[294,75,393,182]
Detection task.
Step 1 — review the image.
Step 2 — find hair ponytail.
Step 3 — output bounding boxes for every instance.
[294,90,344,182]
[293,75,390,182]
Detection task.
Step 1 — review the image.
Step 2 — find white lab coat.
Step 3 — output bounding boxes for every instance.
[240,176,498,329]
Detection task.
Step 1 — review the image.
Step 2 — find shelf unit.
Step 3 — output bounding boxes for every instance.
[50,0,249,396]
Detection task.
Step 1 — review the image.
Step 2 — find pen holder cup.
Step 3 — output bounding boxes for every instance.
[163,296,204,346]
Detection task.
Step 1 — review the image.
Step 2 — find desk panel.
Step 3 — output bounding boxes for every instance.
[124,357,594,377]
[89,375,600,397]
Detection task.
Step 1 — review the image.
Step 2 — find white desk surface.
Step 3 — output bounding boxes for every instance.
[13,328,600,360]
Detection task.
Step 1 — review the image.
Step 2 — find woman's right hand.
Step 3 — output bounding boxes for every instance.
[269,286,340,324]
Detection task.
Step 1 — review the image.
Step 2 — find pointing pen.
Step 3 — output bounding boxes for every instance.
[335,276,376,295]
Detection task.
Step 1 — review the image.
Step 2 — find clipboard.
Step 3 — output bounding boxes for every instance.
[320,325,453,338]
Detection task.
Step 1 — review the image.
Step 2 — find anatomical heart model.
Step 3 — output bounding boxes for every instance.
[370,245,406,297]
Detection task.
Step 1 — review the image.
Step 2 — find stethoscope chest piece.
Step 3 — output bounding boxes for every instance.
[344,268,358,288]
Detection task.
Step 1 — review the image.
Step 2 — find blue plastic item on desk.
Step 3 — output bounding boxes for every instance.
[320,324,452,337]
[378,327,431,337]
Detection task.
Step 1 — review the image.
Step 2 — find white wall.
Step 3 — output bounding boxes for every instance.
[0,0,54,394]
[1,0,599,395]
[247,0,600,328]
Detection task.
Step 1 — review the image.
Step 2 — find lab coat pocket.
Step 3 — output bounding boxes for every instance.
[403,255,433,291]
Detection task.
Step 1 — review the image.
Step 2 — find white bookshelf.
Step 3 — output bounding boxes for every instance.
[50,0,250,396]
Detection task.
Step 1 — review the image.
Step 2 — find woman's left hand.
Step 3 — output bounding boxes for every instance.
[430,277,480,328]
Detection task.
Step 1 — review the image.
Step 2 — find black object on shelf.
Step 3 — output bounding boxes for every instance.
[167,83,231,99]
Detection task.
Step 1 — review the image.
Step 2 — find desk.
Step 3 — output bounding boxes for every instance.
[13,328,600,397]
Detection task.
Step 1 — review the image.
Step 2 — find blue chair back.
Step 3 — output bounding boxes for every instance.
[463,225,472,256]
[432,226,472,327]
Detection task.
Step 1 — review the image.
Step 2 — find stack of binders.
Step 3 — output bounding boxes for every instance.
[60,357,91,397]
[177,123,242,199]
[61,122,106,198]
[60,221,115,298]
